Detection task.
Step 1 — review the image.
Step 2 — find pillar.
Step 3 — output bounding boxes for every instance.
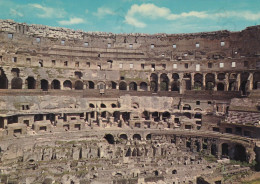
[237,73,241,91]
[249,73,253,90]
[191,73,194,90]
[4,117,8,128]
[202,73,206,90]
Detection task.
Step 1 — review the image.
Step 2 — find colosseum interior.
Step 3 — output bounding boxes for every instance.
[0,19,260,184]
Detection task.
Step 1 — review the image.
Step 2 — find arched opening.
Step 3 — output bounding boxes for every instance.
[97,82,105,90]
[146,134,151,140]
[183,104,191,110]
[133,134,141,140]
[11,77,22,89]
[152,112,159,122]
[89,103,95,108]
[88,81,95,89]
[211,144,217,156]
[140,82,148,91]
[104,134,114,144]
[172,73,179,81]
[172,170,177,174]
[160,73,169,91]
[75,80,83,90]
[74,71,82,79]
[63,80,72,90]
[111,103,117,108]
[51,80,60,89]
[26,77,36,89]
[253,72,260,89]
[194,73,203,90]
[240,72,249,95]
[195,141,200,152]
[119,81,127,90]
[162,111,170,121]
[183,112,191,119]
[205,73,215,90]
[142,111,149,120]
[122,112,130,122]
[150,73,158,92]
[194,113,202,119]
[222,143,229,156]
[100,103,106,108]
[183,73,191,90]
[234,144,246,162]
[101,111,107,118]
[113,111,120,122]
[41,79,48,91]
[125,148,131,157]
[217,83,225,91]
[0,68,8,89]
[129,82,137,91]
[119,134,127,140]
[132,148,137,156]
[154,170,159,176]
[111,81,117,89]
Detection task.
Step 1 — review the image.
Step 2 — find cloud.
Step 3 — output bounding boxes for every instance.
[58,17,85,25]
[124,3,260,28]
[10,8,23,17]
[93,7,116,18]
[29,3,65,18]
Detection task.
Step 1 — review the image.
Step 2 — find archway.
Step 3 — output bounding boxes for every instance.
[160,73,169,91]
[0,68,8,89]
[129,82,137,91]
[171,82,179,91]
[194,73,203,90]
[104,134,114,144]
[222,143,229,156]
[253,72,260,89]
[234,144,246,162]
[217,83,225,91]
[119,81,127,90]
[75,80,83,90]
[205,73,215,90]
[150,73,158,92]
[228,81,236,91]
[217,73,226,81]
[111,81,117,89]
[140,82,148,91]
[119,134,127,140]
[41,79,48,91]
[162,111,170,120]
[88,81,95,89]
[63,80,72,90]
[51,80,60,89]
[26,77,36,89]
[183,73,191,90]
[211,144,217,156]
[133,134,141,140]
[240,72,249,95]
[11,77,22,89]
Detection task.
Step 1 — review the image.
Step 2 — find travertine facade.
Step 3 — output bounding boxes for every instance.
[0,19,259,184]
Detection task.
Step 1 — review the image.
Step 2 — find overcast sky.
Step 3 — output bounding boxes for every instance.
[0,0,259,34]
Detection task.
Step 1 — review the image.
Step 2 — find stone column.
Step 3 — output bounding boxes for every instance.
[237,73,241,91]
[249,73,253,90]
[202,73,206,90]
[4,117,8,128]
[191,73,194,90]
[214,72,217,91]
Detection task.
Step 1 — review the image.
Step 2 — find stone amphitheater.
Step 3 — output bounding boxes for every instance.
[0,19,259,184]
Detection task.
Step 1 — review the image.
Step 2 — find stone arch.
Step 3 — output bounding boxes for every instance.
[172,73,179,81]
[228,81,236,91]
[240,72,249,95]
[113,111,120,122]
[211,144,217,156]
[0,67,8,89]
[150,73,158,92]
[88,81,95,89]
[152,112,159,121]
[171,81,179,92]
[160,73,169,91]
[132,102,139,109]
[146,134,151,140]
[100,103,106,108]
[125,148,131,157]
[129,82,137,91]
[63,80,72,90]
[253,72,260,89]
[40,79,48,91]
[89,103,95,108]
[205,73,215,90]
[101,111,108,118]
[140,82,148,91]
[51,79,60,89]
[122,112,130,122]
[75,80,84,90]
[119,134,127,140]
[11,77,22,89]
[183,104,191,110]
[142,111,149,120]
[97,81,106,90]
[234,144,246,162]
[162,111,170,120]
[194,73,203,90]
[104,134,114,144]
[217,83,225,91]
[132,148,137,156]
[119,81,127,90]
[111,81,117,89]
[183,73,191,90]
[111,103,117,108]
[222,143,229,157]
[26,76,36,89]
[133,134,141,140]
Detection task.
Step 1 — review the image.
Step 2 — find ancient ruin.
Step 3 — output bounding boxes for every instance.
[0,19,259,184]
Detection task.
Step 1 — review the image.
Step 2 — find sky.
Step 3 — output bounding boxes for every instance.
[0,0,260,34]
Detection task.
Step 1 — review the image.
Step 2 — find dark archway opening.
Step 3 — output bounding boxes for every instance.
[63,80,72,90]
[75,80,83,90]
[119,134,127,140]
[104,134,115,144]
[133,134,141,140]
[222,143,229,157]
[51,80,60,89]
[0,68,8,89]
[88,81,94,89]
[111,81,117,89]
[119,81,127,90]
[211,144,217,156]
[217,83,224,91]
[234,144,246,162]
[11,77,22,89]
[150,73,158,92]
[41,79,48,91]
[129,82,137,91]
[140,82,148,91]
[26,77,36,89]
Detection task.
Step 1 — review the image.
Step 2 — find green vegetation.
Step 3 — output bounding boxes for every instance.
[242,179,260,184]
[230,160,257,169]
